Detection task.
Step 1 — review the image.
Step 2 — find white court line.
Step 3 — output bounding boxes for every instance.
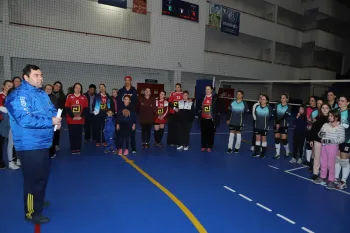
[223,186,236,193]
[301,227,315,233]
[284,166,308,172]
[285,171,350,195]
[268,165,279,170]
[256,203,272,212]
[276,214,296,224]
[238,194,253,202]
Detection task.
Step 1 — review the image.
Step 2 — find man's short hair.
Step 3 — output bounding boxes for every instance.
[22,64,40,78]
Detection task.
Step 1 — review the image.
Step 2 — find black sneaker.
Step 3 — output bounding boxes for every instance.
[252,153,260,158]
[234,149,239,153]
[227,149,233,154]
[311,174,318,180]
[25,214,50,224]
[0,162,6,169]
[260,154,266,159]
[273,154,280,159]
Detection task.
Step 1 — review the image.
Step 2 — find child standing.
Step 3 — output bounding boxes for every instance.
[104,109,117,153]
[314,110,345,190]
[116,95,136,156]
[290,105,307,164]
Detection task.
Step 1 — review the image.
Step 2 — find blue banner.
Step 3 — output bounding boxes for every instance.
[98,0,127,9]
[221,6,240,36]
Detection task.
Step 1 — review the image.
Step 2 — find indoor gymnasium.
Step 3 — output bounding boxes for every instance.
[1,0,350,233]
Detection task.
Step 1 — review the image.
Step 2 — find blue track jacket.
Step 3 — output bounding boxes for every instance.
[5,80,57,151]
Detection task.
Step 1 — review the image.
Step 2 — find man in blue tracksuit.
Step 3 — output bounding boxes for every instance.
[5,64,62,224]
[117,76,138,153]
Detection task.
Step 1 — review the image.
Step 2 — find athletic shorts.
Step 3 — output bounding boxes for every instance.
[229,125,242,132]
[339,143,350,153]
[254,129,268,136]
[274,126,288,134]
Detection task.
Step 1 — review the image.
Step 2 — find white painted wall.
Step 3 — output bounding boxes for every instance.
[302,0,350,24]
[265,0,303,15]
[205,27,272,62]
[9,0,150,42]
[0,57,3,81]
[11,57,176,95]
[299,67,336,80]
[303,30,349,54]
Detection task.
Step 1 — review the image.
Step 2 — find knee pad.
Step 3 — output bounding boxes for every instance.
[340,159,350,167]
[281,139,288,145]
[274,138,280,144]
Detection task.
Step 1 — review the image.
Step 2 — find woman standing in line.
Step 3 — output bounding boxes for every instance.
[116,95,136,156]
[273,94,292,159]
[0,83,18,169]
[139,88,156,148]
[199,85,219,152]
[226,90,249,154]
[304,96,318,168]
[44,84,59,158]
[309,103,330,180]
[52,81,66,151]
[65,83,88,154]
[154,91,168,147]
[167,83,183,147]
[175,91,196,151]
[336,95,350,190]
[93,84,110,147]
[252,95,273,159]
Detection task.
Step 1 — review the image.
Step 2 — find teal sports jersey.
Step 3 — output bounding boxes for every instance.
[227,100,249,126]
[273,103,291,127]
[255,105,273,130]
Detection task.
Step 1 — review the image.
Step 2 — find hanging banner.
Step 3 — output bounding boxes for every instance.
[221,6,240,36]
[98,0,127,9]
[208,4,222,29]
[133,0,147,14]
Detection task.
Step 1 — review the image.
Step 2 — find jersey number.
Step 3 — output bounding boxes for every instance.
[100,104,106,109]
[158,109,164,114]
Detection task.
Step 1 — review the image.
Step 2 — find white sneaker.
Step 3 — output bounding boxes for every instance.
[55,145,60,151]
[9,161,20,170]
[297,158,302,164]
[15,159,21,166]
[250,146,254,151]
[177,146,184,150]
[184,146,189,151]
[289,158,296,163]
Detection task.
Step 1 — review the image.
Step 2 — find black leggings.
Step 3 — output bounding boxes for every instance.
[68,124,83,151]
[293,132,306,159]
[200,118,216,149]
[141,124,152,144]
[178,122,192,146]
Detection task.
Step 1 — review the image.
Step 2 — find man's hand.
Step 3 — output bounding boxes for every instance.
[276,124,280,130]
[52,117,62,126]
[122,109,130,117]
[226,120,229,125]
[116,124,120,130]
[56,123,62,130]
[132,124,136,130]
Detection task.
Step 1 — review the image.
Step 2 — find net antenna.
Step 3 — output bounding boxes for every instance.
[218,79,350,107]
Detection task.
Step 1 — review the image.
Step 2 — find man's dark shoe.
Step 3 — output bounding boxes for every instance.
[25,214,50,224]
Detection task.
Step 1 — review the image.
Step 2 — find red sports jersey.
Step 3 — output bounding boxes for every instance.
[201,95,213,119]
[65,94,88,124]
[100,94,108,110]
[168,91,183,114]
[0,92,6,120]
[154,99,168,124]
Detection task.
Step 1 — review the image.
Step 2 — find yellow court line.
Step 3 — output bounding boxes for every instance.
[119,154,208,233]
